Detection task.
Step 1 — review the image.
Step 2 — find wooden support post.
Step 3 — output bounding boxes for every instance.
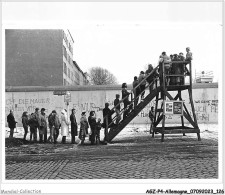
[178,90,185,136]
[161,115,165,142]
[152,91,159,138]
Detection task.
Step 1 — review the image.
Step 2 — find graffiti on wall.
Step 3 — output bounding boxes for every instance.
[135,99,218,123]
[5,98,51,113]
[5,89,218,126]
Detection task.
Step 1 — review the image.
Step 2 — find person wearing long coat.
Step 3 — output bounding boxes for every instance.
[7,110,17,138]
[61,109,69,144]
[88,111,97,145]
[39,108,48,143]
[79,112,89,145]
[21,111,29,140]
[70,109,78,144]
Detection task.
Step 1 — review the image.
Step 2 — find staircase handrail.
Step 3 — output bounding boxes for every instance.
[108,76,159,127]
[108,65,159,113]
[102,65,159,125]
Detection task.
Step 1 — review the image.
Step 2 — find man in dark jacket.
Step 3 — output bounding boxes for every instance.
[149,106,155,134]
[102,103,114,143]
[7,110,17,138]
[145,64,155,94]
[70,109,78,144]
[88,111,97,145]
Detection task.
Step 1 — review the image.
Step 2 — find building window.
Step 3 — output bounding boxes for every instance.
[64,62,67,75]
[68,68,70,79]
[68,55,70,65]
[71,72,73,82]
[63,46,67,59]
[67,53,70,63]
[64,79,66,86]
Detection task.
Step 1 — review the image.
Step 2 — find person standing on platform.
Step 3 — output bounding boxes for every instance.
[21,111,29,140]
[185,47,192,76]
[70,109,78,144]
[61,109,69,144]
[178,52,186,85]
[114,94,121,125]
[160,52,171,86]
[185,47,193,61]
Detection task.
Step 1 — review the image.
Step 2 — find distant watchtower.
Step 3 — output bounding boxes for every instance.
[152,60,201,142]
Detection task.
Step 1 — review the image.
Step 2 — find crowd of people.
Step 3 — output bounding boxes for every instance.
[158,47,193,86]
[7,108,103,145]
[7,47,192,143]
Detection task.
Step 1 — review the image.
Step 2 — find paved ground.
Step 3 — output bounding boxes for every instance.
[5,124,218,180]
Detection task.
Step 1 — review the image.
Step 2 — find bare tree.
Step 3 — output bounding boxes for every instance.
[88,67,118,85]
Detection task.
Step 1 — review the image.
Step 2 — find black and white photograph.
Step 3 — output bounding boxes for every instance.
[1,1,224,194]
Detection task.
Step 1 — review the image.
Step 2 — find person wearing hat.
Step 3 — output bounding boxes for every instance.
[39,108,47,143]
[79,111,89,145]
[61,109,69,144]
[70,109,78,144]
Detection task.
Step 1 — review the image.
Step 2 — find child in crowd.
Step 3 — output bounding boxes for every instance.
[96,118,102,144]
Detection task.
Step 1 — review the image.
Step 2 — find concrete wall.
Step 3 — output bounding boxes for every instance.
[5,29,63,86]
[5,83,218,127]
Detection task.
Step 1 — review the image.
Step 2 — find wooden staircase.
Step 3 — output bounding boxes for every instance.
[108,86,160,142]
[103,60,201,142]
[103,66,159,142]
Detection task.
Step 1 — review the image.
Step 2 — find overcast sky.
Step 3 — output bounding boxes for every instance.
[2,2,223,84]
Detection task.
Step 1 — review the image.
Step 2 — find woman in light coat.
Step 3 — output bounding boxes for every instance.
[61,109,69,144]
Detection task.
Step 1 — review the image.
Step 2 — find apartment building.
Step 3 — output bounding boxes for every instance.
[5,29,88,86]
